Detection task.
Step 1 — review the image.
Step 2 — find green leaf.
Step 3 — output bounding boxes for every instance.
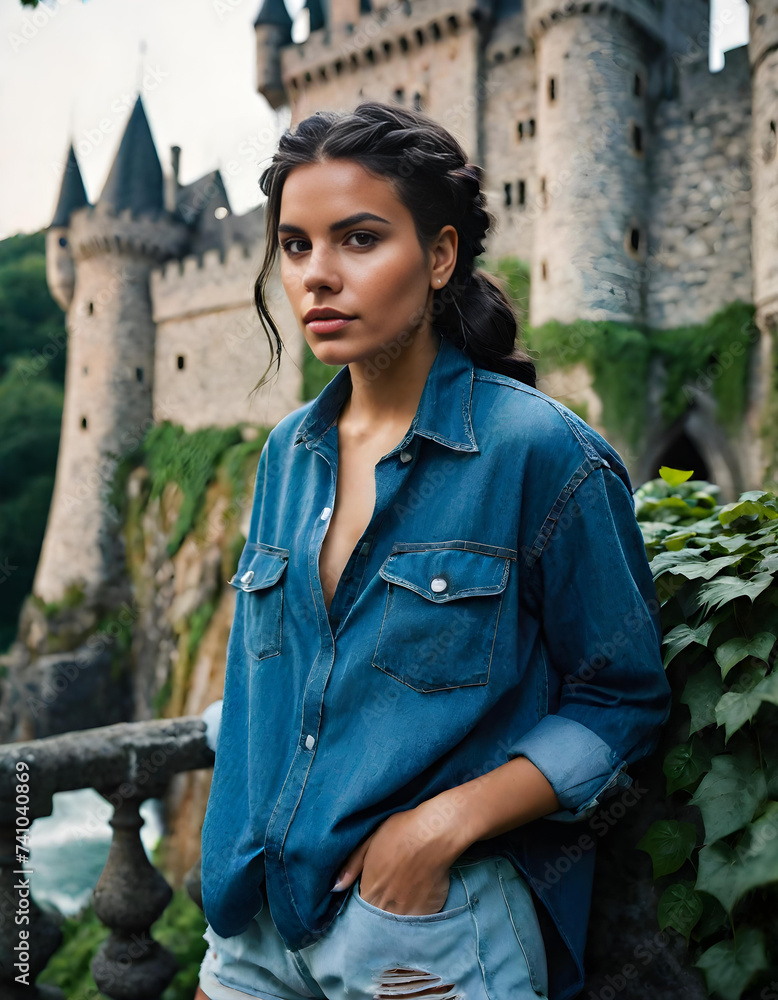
[688,752,767,842]
[693,927,768,1000]
[696,801,778,914]
[657,881,703,940]
[692,573,775,616]
[708,534,755,554]
[636,819,698,879]
[714,632,777,681]
[663,620,718,668]
[719,500,778,526]
[651,547,713,580]
[664,531,697,551]
[714,664,768,741]
[660,466,695,486]
[681,663,725,734]
[668,554,747,581]
[664,740,714,794]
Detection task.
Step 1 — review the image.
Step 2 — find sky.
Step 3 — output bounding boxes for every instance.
[0,0,750,240]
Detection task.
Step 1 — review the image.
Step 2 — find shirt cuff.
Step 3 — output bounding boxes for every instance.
[506,714,633,822]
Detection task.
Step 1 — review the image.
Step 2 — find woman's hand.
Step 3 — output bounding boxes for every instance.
[330,802,467,915]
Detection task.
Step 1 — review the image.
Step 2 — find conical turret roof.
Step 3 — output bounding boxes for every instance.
[98,95,164,217]
[50,144,89,228]
[254,0,293,34]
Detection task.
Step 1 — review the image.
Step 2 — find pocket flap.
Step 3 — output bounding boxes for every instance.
[379,546,510,602]
[229,542,289,592]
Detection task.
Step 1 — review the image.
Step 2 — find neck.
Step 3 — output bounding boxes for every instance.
[339,326,442,441]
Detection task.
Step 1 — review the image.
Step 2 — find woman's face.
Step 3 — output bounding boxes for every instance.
[277,157,454,367]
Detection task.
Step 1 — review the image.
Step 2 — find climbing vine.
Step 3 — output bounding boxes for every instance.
[487,256,759,454]
[635,467,778,1000]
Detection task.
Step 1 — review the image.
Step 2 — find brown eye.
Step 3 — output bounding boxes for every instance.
[347,231,378,248]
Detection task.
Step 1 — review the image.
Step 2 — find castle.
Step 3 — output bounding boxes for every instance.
[36,0,776,604]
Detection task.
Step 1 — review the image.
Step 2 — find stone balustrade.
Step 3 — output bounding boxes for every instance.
[0,716,215,1000]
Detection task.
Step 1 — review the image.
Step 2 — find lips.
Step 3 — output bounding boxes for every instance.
[306,316,355,334]
[304,308,356,334]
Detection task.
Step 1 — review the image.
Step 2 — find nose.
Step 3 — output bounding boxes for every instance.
[302,243,342,294]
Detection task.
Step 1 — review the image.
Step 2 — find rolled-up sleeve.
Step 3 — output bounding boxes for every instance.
[508,462,673,822]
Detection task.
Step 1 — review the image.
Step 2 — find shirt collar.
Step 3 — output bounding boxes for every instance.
[293,328,479,454]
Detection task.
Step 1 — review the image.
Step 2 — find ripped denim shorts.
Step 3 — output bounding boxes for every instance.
[198,854,549,1000]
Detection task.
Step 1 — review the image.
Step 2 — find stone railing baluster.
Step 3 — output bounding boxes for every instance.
[0,717,214,1000]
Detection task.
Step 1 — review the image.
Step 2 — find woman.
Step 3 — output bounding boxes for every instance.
[195,101,672,1000]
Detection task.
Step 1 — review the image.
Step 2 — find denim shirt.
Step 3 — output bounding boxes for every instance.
[200,330,672,1000]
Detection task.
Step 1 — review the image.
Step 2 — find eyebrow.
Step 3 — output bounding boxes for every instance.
[277,212,392,235]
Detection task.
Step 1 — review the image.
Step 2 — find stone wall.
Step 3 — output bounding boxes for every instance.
[646,45,752,329]
[482,17,538,263]
[749,0,778,329]
[150,244,306,432]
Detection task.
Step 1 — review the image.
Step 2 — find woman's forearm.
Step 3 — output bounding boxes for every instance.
[411,755,561,861]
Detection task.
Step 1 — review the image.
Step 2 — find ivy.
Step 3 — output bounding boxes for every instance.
[636,467,778,999]
[489,256,758,454]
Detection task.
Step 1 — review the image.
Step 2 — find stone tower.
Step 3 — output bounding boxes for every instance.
[254,0,295,109]
[526,0,655,325]
[34,96,189,606]
[748,0,778,331]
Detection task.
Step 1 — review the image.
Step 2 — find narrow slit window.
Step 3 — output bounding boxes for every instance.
[81,416,87,429]
[177,355,185,370]
[88,301,94,315]
[518,121,524,140]
[518,180,526,205]
[504,182,512,207]
[632,123,643,152]
[541,261,548,280]
[549,77,556,102]
[528,118,536,136]
[630,228,640,252]
[136,367,144,382]
[634,73,642,97]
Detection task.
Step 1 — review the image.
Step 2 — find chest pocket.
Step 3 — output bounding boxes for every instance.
[372,542,512,693]
[228,542,289,662]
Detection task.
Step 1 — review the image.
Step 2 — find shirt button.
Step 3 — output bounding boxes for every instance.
[305,734,315,749]
[320,507,332,520]
[399,450,413,463]
[240,570,255,585]
[430,577,447,593]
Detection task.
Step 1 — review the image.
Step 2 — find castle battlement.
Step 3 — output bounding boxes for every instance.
[67,203,189,264]
[150,239,265,323]
[281,0,474,87]
[525,0,664,41]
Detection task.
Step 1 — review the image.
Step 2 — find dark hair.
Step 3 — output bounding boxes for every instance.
[250,100,536,394]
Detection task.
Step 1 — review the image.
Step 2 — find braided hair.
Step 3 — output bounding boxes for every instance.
[251,100,536,393]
